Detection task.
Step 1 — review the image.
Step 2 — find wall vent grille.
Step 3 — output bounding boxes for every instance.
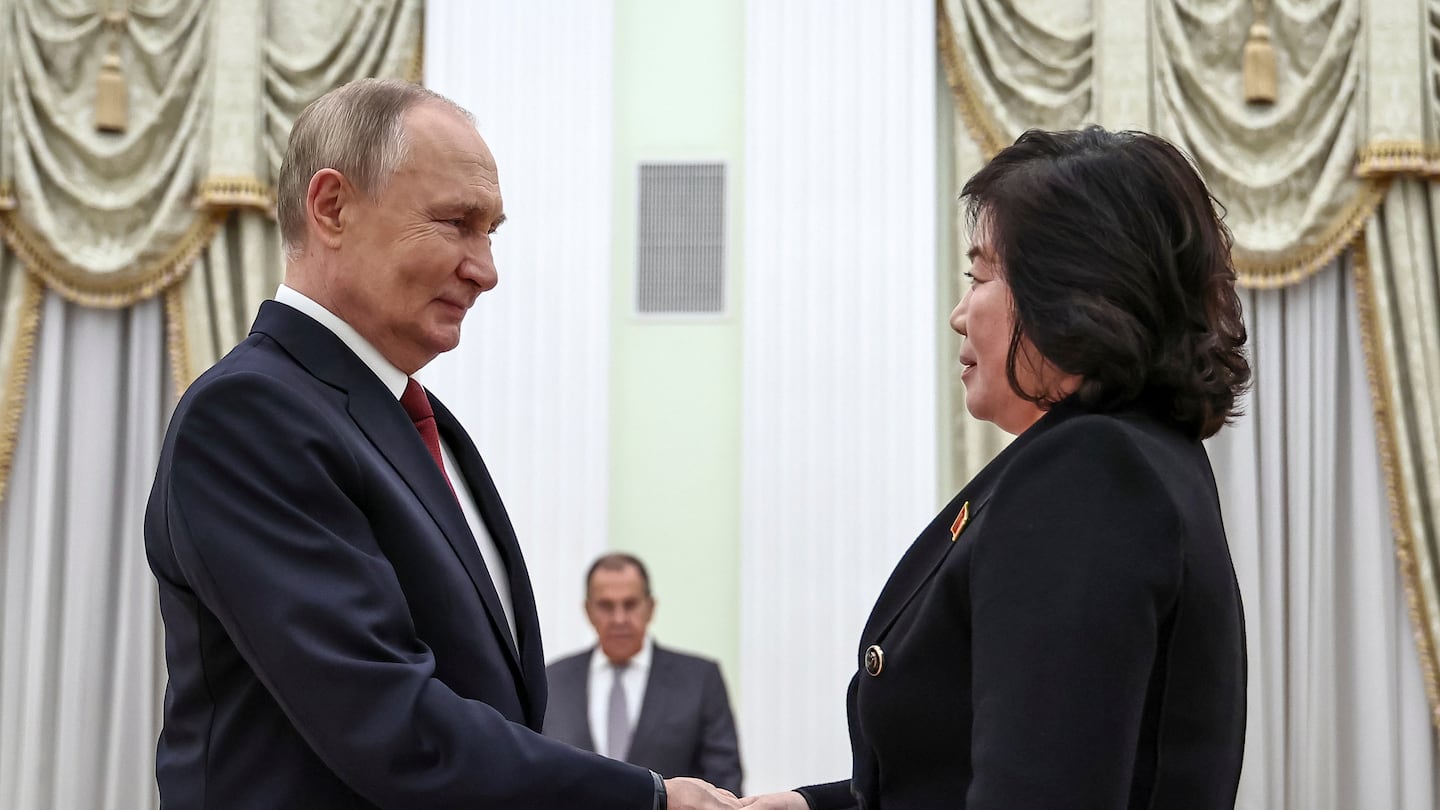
[635,162,726,314]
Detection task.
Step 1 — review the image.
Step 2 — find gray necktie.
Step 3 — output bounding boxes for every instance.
[607,662,631,761]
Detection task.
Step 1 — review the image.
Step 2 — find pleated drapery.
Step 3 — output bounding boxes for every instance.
[0,2,422,806]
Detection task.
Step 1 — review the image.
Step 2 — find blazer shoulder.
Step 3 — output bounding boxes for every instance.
[652,644,719,668]
[976,410,1196,584]
[1007,410,1194,485]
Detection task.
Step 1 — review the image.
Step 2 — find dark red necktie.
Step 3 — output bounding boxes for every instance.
[400,378,454,494]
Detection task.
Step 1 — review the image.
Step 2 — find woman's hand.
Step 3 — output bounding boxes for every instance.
[738,791,809,809]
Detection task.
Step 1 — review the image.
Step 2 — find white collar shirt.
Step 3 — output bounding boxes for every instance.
[587,636,654,757]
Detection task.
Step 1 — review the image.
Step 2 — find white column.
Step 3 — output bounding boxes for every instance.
[421,1,613,656]
[741,0,939,792]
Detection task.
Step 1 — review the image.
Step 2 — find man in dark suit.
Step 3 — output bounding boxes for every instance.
[545,554,743,795]
[144,78,739,810]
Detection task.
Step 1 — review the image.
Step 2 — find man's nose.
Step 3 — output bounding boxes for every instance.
[460,237,499,291]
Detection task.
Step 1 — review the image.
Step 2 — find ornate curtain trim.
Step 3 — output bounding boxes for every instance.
[1356,141,1440,178]
[1232,180,1389,289]
[1351,231,1440,729]
[0,210,225,308]
[164,283,192,403]
[187,23,424,222]
[936,6,1007,158]
[936,0,1388,290]
[409,19,425,84]
[197,175,274,214]
[0,272,44,506]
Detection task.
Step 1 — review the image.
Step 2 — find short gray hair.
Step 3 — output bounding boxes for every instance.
[276,78,475,255]
[585,553,653,599]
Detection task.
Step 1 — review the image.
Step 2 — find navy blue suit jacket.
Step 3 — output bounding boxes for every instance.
[145,301,654,808]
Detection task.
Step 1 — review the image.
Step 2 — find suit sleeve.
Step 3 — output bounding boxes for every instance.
[795,780,857,809]
[965,419,1182,808]
[695,662,744,794]
[160,372,653,809]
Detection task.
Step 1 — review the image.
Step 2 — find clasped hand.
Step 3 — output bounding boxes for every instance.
[664,779,809,810]
[663,778,809,810]
[738,791,808,809]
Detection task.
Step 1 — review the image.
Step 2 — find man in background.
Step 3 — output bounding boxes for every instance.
[546,554,744,795]
[145,78,737,810]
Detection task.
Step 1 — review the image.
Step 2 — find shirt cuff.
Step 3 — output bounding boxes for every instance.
[651,770,667,810]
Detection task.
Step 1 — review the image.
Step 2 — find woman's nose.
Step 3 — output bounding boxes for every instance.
[950,294,968,336]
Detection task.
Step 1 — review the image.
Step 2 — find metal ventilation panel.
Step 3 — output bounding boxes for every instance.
[635,162,726,314]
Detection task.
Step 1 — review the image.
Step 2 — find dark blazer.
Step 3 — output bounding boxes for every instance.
[145,301,655,809]
[798,399,1246,810]
[544,644,744,794]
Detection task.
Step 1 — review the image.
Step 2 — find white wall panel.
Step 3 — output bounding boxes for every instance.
[422,1,613,658]
[741,0,939,792]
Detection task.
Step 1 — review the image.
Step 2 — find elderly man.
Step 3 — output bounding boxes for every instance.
[545,554,743,794]
[145,78,739,810]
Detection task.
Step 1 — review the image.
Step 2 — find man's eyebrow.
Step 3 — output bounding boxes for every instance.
[492,213,507,229]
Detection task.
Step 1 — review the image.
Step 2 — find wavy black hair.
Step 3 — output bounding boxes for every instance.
[960,127,1250,439]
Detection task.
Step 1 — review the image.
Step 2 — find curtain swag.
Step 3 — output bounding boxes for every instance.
[0,0,425,508]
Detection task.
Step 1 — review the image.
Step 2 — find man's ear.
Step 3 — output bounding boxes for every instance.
[305,168,350,250]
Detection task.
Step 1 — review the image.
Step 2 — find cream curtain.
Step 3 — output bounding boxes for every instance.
[1360,179,1440,737]
[0,2,422,807]
[1150,0,1379,284]
[938,0,1440,789]
[0,293,167,810]
[1207,257,1438,809]
[939,1,1440,752]
[0,0,423,481]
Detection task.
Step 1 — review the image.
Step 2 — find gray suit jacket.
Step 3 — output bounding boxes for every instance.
[544,644,743,794]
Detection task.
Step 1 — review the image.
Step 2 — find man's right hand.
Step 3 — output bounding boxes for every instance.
[664,776,743,809]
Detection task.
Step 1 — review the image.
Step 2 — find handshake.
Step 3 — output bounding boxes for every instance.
[665,777,807,810]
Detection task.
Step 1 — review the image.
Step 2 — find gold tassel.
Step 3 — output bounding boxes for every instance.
[1242,21,1277,105]
[94,49,127,133]
[94,5,129,134]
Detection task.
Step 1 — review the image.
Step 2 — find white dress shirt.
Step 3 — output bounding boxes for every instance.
[272,284,517,645]
[587,637,653,758]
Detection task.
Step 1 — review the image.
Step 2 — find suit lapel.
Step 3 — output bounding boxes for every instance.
[433,397,549,726]
[859,490,992,646]
[250,302,530,698]
[858,405,1080,649]
[577,664,597,751]
[348,388,526,669]
[627,646,673,761]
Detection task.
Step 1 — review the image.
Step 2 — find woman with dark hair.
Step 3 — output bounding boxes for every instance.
[743,127,1251,810]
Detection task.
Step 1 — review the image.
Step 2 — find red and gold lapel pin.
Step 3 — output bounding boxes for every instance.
[950,501,970,542]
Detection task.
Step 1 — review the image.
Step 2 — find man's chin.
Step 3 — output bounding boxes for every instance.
[424,328,464,356]
[601,641,641,661]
